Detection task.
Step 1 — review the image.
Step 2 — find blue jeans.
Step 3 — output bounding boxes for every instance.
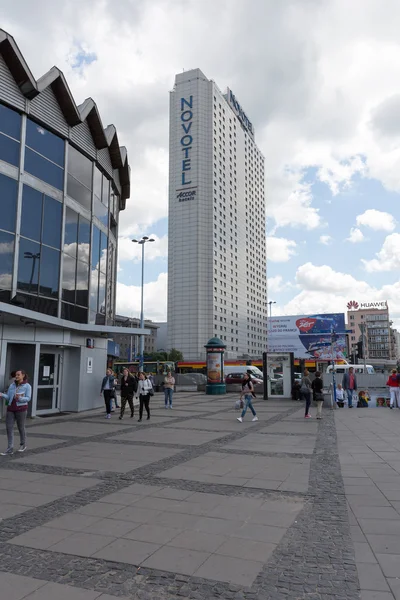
[164,388,173,406]
[346,389,354,407]
[241,395,256,418]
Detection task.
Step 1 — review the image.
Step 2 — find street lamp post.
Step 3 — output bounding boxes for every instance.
[132,236,155,371]
[24,252,40,293]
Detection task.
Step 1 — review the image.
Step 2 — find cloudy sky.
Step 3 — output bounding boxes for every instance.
[4,0,400,326]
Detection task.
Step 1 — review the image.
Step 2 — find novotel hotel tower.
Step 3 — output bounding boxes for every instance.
[168,69,267,359]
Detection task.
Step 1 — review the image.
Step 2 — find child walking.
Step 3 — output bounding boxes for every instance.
[336,383,345,408]
[237,373,258,423]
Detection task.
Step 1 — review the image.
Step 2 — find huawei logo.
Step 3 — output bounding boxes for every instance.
[347,300,359,310]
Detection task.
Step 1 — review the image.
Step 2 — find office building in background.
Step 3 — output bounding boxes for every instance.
[168,69,267,360]
[0,30,148,415]
[347,300,398,363]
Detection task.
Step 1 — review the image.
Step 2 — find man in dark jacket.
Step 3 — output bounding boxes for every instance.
[342,367,357,408]
[119,368,137,419]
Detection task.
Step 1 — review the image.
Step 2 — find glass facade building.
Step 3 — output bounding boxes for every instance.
[0,28,136,416]
[0,106,122,325]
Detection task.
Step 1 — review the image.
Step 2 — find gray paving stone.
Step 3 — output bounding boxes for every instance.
[195,554,264,587]
[377,554,400,578]
[49,531,116,557]
[168,530,227,552]
[142,545,210,575]
[9,526,73,549]
[354,542,378,563]
[359,519,400,535]
[360,592,395,600]
[0,572,47,600]
[93,537,160,565]
[215,537,276,562]
[44,513,101,532]
[357,562,391,591]
[23,581,101,599]
[233,523,286,544]
[124,523,181,544]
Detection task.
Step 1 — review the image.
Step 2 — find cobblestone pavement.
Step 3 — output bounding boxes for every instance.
[2,393,391,599]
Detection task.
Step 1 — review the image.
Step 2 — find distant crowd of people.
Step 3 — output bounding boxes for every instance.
[100,368,176,421]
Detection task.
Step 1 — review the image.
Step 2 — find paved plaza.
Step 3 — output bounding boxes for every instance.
[1,395,400,598]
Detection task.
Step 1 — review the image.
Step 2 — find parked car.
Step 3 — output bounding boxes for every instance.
[225,373,262,385]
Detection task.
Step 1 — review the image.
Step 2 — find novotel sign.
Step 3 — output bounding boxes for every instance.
[226,88,254,137]
[179,95,194,186]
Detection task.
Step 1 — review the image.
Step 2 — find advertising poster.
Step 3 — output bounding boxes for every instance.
[207,353,222,383]
[267,313,347,360]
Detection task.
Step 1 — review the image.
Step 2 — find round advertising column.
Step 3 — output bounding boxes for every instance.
[205,337,226,395]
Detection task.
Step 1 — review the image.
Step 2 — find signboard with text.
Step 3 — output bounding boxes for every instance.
[268,313,347,360]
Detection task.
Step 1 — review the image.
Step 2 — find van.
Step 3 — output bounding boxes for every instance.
[224,365,263,380]
[326,364,375,375]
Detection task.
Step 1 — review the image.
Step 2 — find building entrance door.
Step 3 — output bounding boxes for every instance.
[36,352,62,414]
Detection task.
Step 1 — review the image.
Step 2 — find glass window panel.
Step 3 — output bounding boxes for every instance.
[89,310,96,324]
[90,267,99,312]
[67,145,92,189]
[78,216,90,263]
[76,260,89,307]
[61,303,87,324]
[94,197,108,228]
[21,185,42,242]
[16,293,57,316]
[66,173,92,210]
[64,207,78,257]
[0,133,19,166]
[62,254,76,303]
[25,148,64,190]
[39,246,59,298]
[91,226,100,269]
[98,271,106,314]
[0,230,14,290]
[102,176,109,207]
[26,119,64,166]
[100,232,108,274]
[17,238,40,294]
[0,173,18,233]
[0,104,21,139]
[94,166,102,200]
[42,196,62,249]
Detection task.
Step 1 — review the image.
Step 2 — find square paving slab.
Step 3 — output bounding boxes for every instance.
[112,427,228,446]
[224,433,315,454]
[18,442,183,473]
[159,450,310,491]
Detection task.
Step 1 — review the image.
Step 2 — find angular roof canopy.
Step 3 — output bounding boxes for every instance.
[0,29,130,206]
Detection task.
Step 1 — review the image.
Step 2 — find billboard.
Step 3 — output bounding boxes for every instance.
[267,313,347,360]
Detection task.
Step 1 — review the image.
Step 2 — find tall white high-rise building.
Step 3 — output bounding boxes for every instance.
[168,69,267,360]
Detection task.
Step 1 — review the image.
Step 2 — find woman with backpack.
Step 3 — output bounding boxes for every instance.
[300,369,313,419]
[237,373,258,423]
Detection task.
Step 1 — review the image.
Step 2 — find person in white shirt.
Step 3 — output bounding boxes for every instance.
[336,383,345,408]
[136,372,153,421]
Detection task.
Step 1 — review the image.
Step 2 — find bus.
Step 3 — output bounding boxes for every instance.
[112,360,175,377]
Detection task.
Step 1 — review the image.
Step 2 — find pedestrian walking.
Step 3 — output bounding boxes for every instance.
[342,367,357,408]
[101,368,115,419]
[301,369,313,419]
[164,370,175,408]
[336,383,345,408]
[137,372,153,422]
[386,369,399,409]
[0,370,31,455]
[237,373,258,423]
[113,373,120,410]
[119,368,137,419]
[312,371,324,420]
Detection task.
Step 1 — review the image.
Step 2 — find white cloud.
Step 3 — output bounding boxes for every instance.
[118,235,168,264]
[319,235,332,245]
[267,237,297,262]
[295,262,370,295]
[347,227,365,243]
[356,209,396,232]
[267,275,293,293]
[362,233,400,272]
[116,272,167,321]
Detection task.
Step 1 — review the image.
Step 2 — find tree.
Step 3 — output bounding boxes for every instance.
[168,348,183,362]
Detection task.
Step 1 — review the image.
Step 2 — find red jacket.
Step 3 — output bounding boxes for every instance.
[386,375,399,387]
